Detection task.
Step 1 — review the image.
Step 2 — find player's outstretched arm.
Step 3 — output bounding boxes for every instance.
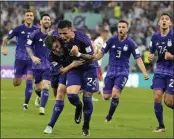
[165,52,174,60]
[59,60,85,74]
[1,36,9,55]
[136,57,149,80]
[26,47,41,64]
[94,49,104,60]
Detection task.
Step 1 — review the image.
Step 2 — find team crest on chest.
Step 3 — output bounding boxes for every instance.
[167,39,172,47]
[123,44,128,51]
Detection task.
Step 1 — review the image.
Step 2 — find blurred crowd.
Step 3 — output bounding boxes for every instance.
[1,1,173,72]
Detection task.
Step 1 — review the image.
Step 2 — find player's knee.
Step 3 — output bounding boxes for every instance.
[42,80,50,89]
[26,74,33,80]
[103,94,111,100]
[164,96,173,108]
[83,91,92,97]
[13,78,22,87]
[112,88,120,98]
[56,92,65,100]
[154,91,163,103]
[67,85,81,94]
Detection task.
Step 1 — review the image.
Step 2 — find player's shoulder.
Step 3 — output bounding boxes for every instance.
[151,31,160,41]
[32,25,39,30]
[107,35,117,42]
[13,24,24,30]
[75,31,90,43]
[127,36,136,44]
[30,28,41,38]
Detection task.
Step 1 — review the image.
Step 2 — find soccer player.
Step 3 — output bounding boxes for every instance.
[26,14,51,115]
[94,28,109,97]
[94,20,149,123]
[56,20,99,136]
[1,9,38,110]
[148,13,174,132]
[43,35,96,134]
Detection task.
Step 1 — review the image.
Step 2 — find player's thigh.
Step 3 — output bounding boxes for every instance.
[151,74,165,92]
[41,69,51,89]
[66,69,81,94]
[13,78,22,86]
[51,75,59,89]
[103,75,114,97]
[164,77,174,105]
[112,75,128,97]
[151,74,165,102]
[56,83,66,100]
[26,60,33,80]
[14,59,25,82]
[33,69,42,85]
[81,67,99,93]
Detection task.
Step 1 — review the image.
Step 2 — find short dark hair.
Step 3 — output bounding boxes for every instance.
[24,9,33,14]
[118,20,129,26]
[57,20,72,29]
[44,35,57,50]
[40,14,50,20]
[160,13,171,20]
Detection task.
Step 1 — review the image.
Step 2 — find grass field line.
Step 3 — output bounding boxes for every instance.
[1,97,153,103]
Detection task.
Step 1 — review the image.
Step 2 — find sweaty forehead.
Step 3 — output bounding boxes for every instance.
[118,23,127,27]
[25,12,33,16]
[160,15,170,20]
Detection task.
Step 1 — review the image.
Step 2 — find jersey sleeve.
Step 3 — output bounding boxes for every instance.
[101,38,111,54]
[130,39,141,59]
[148,34,156,54]
[25,31,36,49]
[7,26,19,39]
[82,36,94,54]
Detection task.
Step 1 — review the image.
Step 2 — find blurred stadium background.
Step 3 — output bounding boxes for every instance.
[1,1,173,138]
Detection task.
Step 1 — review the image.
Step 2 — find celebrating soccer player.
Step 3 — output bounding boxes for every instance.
[50,20,99,136]
[94,20,149,123]
[148,13,174,132]
[1,9,38,110]
[43,34,96,134]
[26,14,51,115]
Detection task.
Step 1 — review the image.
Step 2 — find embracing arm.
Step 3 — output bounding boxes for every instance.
[59,60,84,74]
[26,47,34,58]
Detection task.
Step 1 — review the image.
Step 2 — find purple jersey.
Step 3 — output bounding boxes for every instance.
[66,31,98,69]
[101,35,141,76]
[149,30,174,77]
[26,29,50,69]
[7,24,38,60]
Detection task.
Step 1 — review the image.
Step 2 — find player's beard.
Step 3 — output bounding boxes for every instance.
[43,23,50,30]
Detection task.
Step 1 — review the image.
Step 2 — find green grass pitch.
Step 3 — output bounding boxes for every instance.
[1,80,173,138]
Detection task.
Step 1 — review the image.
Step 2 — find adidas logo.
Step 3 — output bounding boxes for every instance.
[21,31,25,34]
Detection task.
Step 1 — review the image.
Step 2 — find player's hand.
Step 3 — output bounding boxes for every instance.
[59,67,68,74]
[164,52,173,60]
[148,53,153,61]
[143,73,149,80]
[31,56,41,64]
[70,45,79,56]
[71,60,85,67]
[1,47,8,55]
